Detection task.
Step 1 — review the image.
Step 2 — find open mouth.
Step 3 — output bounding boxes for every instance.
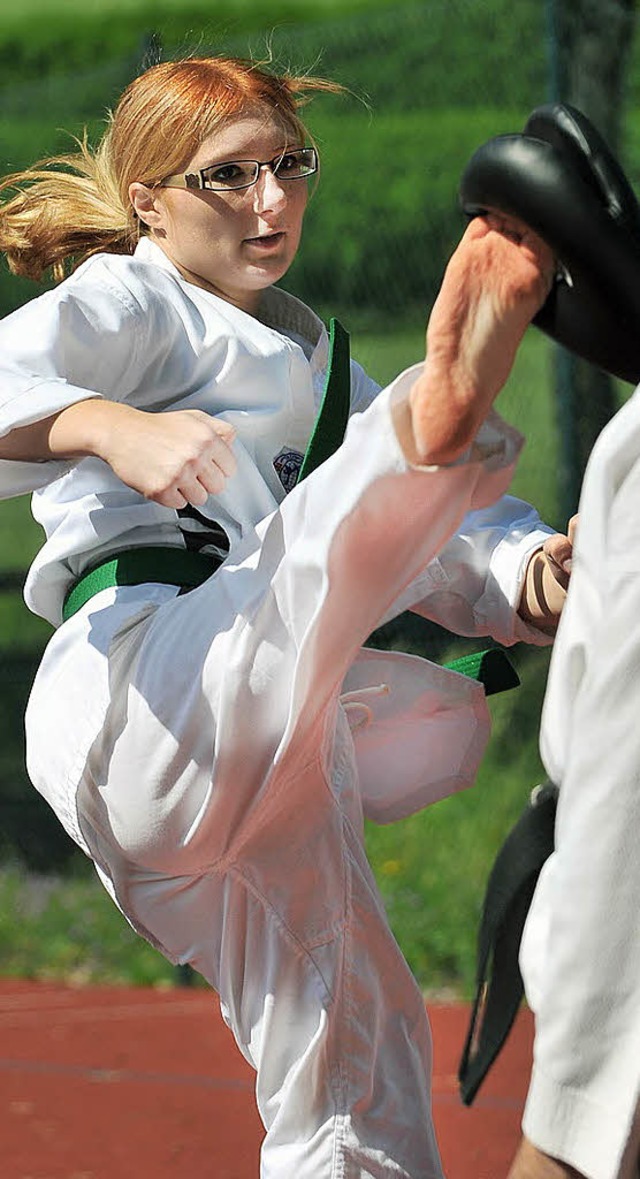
[244,232,285,248]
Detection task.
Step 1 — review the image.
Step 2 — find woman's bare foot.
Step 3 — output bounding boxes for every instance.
[406,215,554,465]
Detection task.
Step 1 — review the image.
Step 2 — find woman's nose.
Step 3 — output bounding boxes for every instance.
[252,165,288,213]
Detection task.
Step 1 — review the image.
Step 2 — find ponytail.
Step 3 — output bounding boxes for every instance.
[0,129,138,283]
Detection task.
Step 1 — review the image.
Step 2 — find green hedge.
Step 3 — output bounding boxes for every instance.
[0,104,537,321]
[0,0,546,101]
[284,106,534,315]
[0,0,397,86]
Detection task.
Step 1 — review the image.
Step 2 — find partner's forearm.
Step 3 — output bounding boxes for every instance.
[508,1137,586,1178]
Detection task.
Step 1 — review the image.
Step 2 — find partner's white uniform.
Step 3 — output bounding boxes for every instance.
[0,237,552,1178]
[521,387,640,1179]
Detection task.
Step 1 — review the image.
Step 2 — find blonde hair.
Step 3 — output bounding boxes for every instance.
[0,56,340,283]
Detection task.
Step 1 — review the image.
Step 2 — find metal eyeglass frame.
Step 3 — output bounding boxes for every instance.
[160,147,318,192]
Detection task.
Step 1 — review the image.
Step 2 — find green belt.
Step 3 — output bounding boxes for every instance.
[63,546,517,694]
[62,546,222,623]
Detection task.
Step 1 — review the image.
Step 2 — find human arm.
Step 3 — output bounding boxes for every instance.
[375,499,573,648]
[0,398,236,508]
[0,260,237,505]
[508,1138,584,1179]
[514,438,640,1179]
[517,519,576,634]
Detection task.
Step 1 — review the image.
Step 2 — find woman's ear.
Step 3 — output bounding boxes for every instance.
[129,182,165,231]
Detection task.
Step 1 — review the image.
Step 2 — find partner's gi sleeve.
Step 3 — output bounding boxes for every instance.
[521,423,640,1179]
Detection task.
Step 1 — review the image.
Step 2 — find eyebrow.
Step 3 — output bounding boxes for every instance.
[197,145,292,169]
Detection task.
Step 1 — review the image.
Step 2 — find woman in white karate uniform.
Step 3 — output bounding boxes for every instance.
[0,56,566,1178]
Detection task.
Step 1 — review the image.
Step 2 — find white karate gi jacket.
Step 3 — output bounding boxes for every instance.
[521,387,640,1179]
[0,236,554,1178]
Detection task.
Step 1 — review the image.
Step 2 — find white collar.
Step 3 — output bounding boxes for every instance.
[133,235,325,350]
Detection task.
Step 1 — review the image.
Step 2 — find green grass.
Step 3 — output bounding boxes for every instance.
[364,641,552,996]
[0,864,186,987]
[0,494,50,650]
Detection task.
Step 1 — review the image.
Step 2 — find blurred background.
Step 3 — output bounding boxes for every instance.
[0,0,636,997]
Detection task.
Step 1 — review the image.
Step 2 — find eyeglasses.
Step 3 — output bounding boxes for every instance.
[160,147,318,192]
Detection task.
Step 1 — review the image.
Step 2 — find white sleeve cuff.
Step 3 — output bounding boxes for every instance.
[523,1062,639,1179]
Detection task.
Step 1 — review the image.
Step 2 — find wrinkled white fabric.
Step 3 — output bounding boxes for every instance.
[27,381,520,1178]
[521,387,640,1179]
[1,239,554,1176]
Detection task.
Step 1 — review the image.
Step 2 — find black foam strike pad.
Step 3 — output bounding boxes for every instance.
[460,103,640,384]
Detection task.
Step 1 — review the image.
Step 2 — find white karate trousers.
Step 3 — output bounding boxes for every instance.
[26,377,521,1177]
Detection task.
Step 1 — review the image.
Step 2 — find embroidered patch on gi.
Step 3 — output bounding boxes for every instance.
[273,447,304,493]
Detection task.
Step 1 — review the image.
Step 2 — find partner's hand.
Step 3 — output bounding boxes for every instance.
[401,214,555,466]
[508,1136,586,1178]
[519,515,578,633]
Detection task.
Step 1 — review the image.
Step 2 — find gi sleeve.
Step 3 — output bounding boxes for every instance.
[379,493,556,647]
[0,259,149,497]
[348,357,382,414]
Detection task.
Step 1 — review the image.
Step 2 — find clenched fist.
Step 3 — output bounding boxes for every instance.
[0,397,238,509]
[93,404,237,508]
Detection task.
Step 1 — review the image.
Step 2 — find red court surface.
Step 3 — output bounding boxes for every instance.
[0,979,533,1178]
